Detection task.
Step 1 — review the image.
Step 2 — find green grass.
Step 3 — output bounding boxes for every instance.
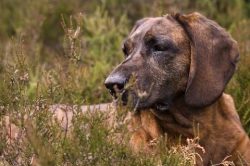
[0,0,250,165]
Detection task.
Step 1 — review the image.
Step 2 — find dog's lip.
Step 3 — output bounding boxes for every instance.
[154,102,171,111]
[109,88,168,109]
[108,89,117,99]
[121,90,128,105]
[109,89,128,106]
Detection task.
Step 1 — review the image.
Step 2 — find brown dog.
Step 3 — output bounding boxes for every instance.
[105,12,250,165]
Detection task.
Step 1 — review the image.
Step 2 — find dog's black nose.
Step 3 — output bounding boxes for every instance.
[105,75,126,92]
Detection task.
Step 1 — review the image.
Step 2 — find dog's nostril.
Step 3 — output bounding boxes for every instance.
[117,83,125,91]
[105,82,115,91]
[105,82,125,91]
[105,75,126,91]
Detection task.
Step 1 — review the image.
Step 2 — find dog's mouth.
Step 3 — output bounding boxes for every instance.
[107,82,171,111]
[108,87,129,106]
[154,102,171,111]
[108,87,171,111]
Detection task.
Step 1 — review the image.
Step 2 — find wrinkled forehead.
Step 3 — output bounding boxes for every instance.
[130,18,162,36]
[133,16,179,37]
[128,16,182,40]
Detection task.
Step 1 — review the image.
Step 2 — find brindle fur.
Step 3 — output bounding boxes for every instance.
[105,12,250,165]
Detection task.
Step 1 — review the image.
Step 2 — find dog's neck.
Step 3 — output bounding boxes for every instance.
[151,95,207,120]
[149,93,250,164]
[149,94,223,138]
[150,93,247,139]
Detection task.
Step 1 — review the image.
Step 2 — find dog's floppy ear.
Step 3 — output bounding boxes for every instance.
[174,12,239,108]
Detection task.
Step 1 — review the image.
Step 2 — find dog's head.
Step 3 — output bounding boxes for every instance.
[105,12,239,110]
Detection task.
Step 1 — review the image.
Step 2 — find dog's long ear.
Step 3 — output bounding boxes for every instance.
[174,12,239,108]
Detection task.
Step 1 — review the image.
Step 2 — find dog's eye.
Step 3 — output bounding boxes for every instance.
[145,35,178,54]
[153,44,168,52]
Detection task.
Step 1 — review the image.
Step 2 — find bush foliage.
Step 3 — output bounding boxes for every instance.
[0,0,250,165]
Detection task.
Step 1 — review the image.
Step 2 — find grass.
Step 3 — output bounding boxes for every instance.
[0,0,250,165]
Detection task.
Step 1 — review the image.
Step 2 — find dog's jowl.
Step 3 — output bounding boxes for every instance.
[105,12,250,166]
